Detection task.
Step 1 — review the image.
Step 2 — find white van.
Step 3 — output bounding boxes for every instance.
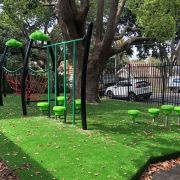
[168,76,180,92]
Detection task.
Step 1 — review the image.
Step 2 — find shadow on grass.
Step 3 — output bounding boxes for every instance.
[0,132,56,180]
[0,95,41,120]
[0,95,78,123]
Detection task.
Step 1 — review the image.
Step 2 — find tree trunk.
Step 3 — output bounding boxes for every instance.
[86,58,102,103]
[75,45,105,103]
[55,0,141,103]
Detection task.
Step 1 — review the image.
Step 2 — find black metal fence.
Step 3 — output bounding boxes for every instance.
[99,63,180,105]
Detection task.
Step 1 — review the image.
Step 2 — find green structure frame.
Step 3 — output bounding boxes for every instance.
[44,37,84,125]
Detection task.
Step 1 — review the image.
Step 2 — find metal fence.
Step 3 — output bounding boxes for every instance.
[99,63,180,105]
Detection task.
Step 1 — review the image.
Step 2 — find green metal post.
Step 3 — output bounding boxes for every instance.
[72,42,76,125]
[54,45,57,106]
[63,44,67,123]
[47,47,51,117]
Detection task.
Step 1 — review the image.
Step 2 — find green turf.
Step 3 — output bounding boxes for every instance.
[0,95,180,180]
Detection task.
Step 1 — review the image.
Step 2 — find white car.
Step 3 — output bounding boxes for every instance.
[105,79,152,101]
[168,76,180,93]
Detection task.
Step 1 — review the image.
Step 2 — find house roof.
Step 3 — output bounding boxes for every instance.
[117,64,161,78]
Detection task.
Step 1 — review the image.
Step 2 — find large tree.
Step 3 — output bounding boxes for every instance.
[0,0,55,68]
[54,0,179,102]
[133,0,180,64]
[2,0,178,102]
[55,1,140,102]
[0,0,55,45]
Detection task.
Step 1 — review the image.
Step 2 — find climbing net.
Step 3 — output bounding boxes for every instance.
[3,67,48,101]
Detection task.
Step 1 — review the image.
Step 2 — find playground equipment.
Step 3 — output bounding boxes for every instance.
[128,110,140,123]
[53,106,66,120]
[41,23,93,129]
[128,105,180,127]
[75,99,81,111]
[42,36,84,124]
[0,39,24,106]
[21,31,57,116]
[57,96,64,106]
[174,106,180,125]
[148,108,160,122]
[161,105,174,127]
[37,102,49,113]
[0,37,50,106]
[0,23,93,130]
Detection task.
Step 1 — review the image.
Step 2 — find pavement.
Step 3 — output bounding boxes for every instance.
[152,165,180,180]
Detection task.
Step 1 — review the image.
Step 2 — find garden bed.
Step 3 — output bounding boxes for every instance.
[142,158,180,180]
[0,160,18,180]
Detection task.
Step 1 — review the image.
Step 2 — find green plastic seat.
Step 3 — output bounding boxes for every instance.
[161,105,174,127]
[37,102,49,112]
[128,110,140,123]
[53,106,66,117]
[161,105,174,115]
[57,96,65,106]
[174,106,180,125]
[75,99,81,110]
[148,108,160,122]
[174,106,180,115]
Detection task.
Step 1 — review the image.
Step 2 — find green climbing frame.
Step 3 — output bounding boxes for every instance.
[44,37,84,125]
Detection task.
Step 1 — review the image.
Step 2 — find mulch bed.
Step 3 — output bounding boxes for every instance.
[0,161,19,180]
[141,158,180,180]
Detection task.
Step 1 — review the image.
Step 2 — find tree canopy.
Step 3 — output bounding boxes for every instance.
[0,0,179,102]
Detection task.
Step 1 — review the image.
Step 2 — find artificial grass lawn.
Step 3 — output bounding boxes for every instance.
[0,95,180,180]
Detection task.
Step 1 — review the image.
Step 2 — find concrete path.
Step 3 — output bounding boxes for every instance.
[152,165,180,180]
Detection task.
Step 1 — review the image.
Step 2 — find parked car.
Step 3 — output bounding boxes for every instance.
[105,79,152,101]
[168,76,180,93]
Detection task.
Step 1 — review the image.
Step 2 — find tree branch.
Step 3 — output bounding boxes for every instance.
[114,26,140,40]
[101,0,119,50]
[174,40,180,61]
[56,0,79,38]
[56,0,89,38]
[115,0,127,25]
[95,0,104,43]
[112,36,151,55]
[81,0,89,15]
